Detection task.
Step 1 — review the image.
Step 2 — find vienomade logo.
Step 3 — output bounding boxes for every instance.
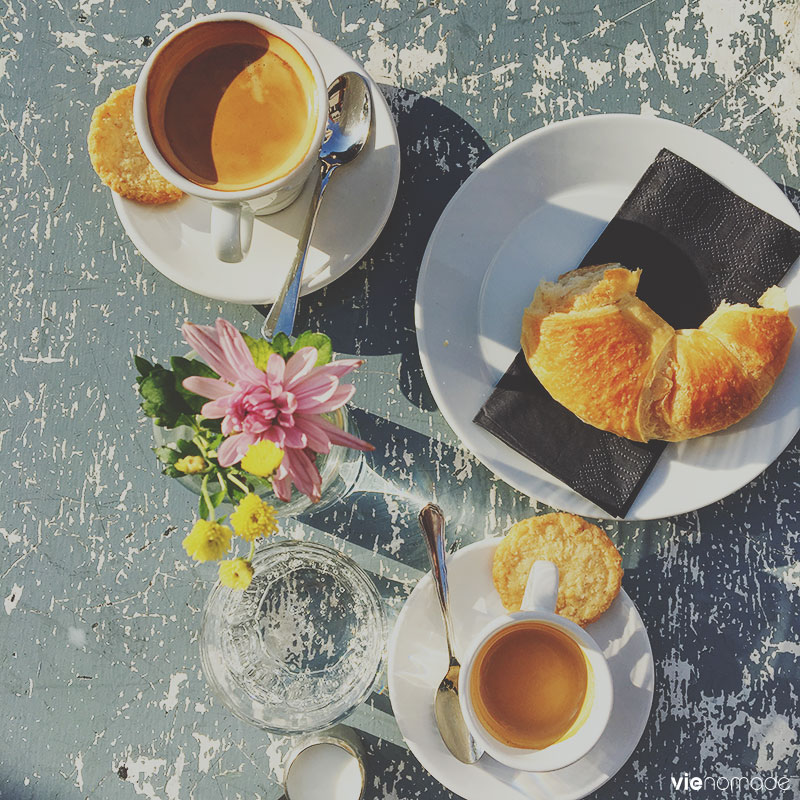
[670,773,795,794]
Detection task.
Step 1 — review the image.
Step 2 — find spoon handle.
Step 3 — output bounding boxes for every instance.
[418,504,458,664]
[262,161,337,341]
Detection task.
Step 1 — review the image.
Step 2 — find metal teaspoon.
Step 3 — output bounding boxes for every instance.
[261,71,372,340]
[418,504,484,764]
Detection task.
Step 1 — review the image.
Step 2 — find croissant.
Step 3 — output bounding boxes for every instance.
[520,264,795,442]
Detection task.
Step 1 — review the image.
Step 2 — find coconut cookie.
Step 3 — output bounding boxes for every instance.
[88,85,182,204]
[492,512,622,627]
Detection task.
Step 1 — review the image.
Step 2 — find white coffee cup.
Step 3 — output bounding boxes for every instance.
[133,12,328,263]
[459,560,613,771]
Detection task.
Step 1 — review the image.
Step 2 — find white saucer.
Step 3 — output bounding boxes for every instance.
[387,539,654,800]
[415,114,800,520]
[113,28,401,305]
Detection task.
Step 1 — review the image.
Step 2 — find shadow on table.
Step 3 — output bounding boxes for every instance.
[363,732,463,800]
[296,406,686,574]
[255,86,493,412]
[298,407,544,563]
[780,182,800,212]
[357,719,661,800]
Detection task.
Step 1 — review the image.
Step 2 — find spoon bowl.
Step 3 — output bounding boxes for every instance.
[321,72,373,166]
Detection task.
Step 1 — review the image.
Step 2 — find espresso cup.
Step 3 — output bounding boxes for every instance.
[134,12,328,263]
[459,561,613,771]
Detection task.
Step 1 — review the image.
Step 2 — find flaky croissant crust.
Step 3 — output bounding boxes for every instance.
[521,264,796,442]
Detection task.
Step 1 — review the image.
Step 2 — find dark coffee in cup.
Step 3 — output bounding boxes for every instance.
[470,621,589,750]
[146,20,318,192]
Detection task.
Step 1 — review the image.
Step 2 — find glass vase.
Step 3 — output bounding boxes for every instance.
[153,405,365,518]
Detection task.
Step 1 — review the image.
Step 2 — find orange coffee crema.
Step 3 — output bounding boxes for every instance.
[471,622,589,750]
[147,21,318,191]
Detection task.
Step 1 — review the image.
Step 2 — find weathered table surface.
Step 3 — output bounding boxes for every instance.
[2,1,799,798]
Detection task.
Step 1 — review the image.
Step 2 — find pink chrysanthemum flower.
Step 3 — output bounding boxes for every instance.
[181,318,373,503]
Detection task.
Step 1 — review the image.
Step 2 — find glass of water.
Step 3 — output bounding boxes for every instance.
[200,539,387,733]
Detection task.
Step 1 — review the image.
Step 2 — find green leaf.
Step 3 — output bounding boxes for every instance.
[171,356,219,413]
[199,493,210,520]
[134,355,154,380]
[139,367,183,428]
[242,332,276,371]
[249,473,271,489]
[174,412,197,430]
[199,416,222,435]
[242,328,334,368]
[210,487,227,508]
[175,438,200,457]
[154,445,179,465]
[214,469,229,499]
[163,465,182,479]
[270,332,292,359]
[227,479,251,503]
[293,331,332,366]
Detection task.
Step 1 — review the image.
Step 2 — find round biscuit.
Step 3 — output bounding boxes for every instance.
[88,85,182,205]
[492,512,622,626]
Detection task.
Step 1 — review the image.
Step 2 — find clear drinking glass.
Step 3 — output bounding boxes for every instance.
[199,540,387,733]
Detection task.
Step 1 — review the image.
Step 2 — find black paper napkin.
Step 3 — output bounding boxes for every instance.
[474,149,800,518]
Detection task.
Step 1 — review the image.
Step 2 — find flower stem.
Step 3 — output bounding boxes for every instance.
[248,541,255,562]
[193,434,210,458]
[200,473,215,521]
[228,472,250,493]
[215,469,228,497]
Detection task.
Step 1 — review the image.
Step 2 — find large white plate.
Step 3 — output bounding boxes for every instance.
[415,114,800,520]
[387,539,654,800]
[113,28,400,305]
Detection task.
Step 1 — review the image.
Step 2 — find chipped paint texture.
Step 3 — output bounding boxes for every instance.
[1,1,799,798]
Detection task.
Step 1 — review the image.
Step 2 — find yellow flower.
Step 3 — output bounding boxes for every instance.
[182,519,232,562]
[241,440,284,478]
[219,557,254,590]
[175,455,206,474]
[229,493,279,542]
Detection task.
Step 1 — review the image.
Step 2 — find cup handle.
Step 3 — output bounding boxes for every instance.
[520,560,559,613]
[210,202,254,263]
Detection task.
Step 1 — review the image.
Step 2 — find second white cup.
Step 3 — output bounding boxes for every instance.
[459,560,614,772]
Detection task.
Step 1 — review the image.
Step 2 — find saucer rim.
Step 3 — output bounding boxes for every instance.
[386,538,655,800]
